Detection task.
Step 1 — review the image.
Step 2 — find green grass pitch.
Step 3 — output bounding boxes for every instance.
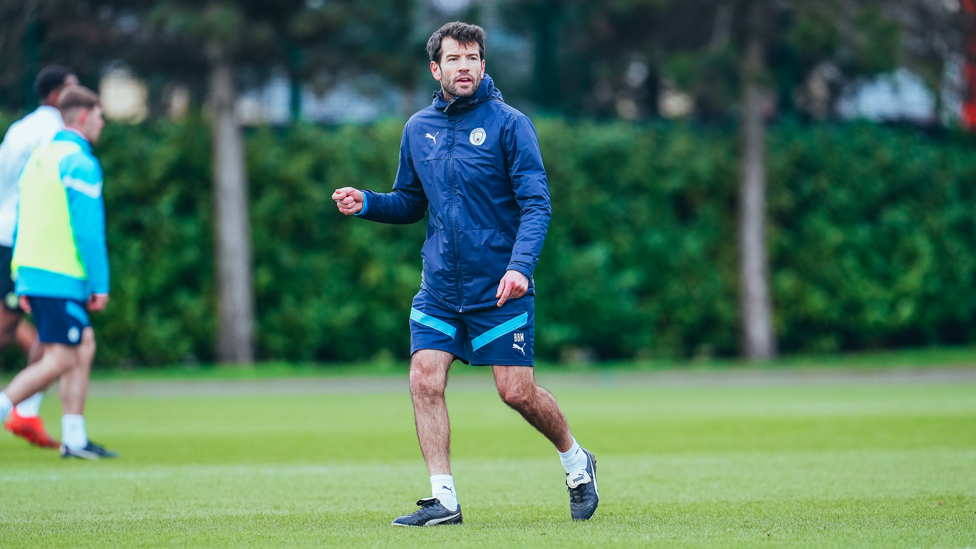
[1,373,974,548]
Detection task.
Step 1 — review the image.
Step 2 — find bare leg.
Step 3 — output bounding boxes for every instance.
[4,315,58,449]
[409,349,455,476]
[0,311,50,399]
[493,366,574,452]
[2,344,78,404]
[15,320,42,365]
[59,328,95,415]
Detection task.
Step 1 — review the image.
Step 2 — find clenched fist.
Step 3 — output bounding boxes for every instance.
[332,188,364,215]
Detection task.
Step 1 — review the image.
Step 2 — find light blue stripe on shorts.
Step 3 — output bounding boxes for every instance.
[471,312,528,352]
[65,300,89,325]
[410,308,457,339]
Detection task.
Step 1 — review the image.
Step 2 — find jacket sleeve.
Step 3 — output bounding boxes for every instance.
[61,154,109,296]
[356,124,428,224]
[502,114,552,281]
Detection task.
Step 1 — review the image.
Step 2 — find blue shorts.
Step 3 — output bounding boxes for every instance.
[28,296,89,346]
[410,289,534,366]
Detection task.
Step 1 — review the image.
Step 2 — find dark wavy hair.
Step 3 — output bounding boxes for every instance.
[426,21,486,64]
[34,64,74,100]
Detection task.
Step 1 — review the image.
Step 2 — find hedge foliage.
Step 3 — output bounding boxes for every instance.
[2,114,975,368]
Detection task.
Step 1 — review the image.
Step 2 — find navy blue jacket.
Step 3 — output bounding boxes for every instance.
[357,75,551,312]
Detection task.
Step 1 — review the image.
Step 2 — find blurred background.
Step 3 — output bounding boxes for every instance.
[0,0,974,370]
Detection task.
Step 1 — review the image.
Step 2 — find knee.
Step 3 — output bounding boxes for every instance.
[47,347,80,375]
[410,373,445,400]
[498,383,532,410]
[78,328,96,357]
[80,337,96,358]
[409,365,444,399]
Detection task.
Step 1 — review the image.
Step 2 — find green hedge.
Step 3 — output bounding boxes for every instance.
[95,118,426,365]
[769,125,976,352]
[2,114,975,368]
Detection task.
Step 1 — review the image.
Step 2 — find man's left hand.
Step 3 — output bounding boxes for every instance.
[496,270,528,307]
[87,293,109,312]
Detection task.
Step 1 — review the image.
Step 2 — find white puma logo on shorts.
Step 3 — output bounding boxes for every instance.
[513,343,525,355]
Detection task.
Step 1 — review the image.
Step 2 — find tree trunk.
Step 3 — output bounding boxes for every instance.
[738,0,776,360]
[209,47,254,364]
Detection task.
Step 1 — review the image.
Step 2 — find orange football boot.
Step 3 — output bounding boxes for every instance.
[5,408,60,449]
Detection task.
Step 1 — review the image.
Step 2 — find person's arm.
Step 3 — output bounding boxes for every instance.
[61,153,109,301]
[333,124,428,224]
[502,114,552,282]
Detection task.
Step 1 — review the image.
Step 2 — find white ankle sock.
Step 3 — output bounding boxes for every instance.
[62,414,88,449]
[0,393,12,422]
[431,474,458,511]
[15,392,43,417]
[558,439,588,474]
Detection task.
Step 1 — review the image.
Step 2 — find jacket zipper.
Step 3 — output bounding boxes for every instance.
[448,112,463,312]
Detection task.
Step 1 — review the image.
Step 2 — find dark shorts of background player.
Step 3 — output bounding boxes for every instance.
[0,245,22,312]
[27,296,89,346]
[410,288,534,366]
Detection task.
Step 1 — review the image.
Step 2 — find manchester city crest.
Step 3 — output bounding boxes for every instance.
[469,127,486,146]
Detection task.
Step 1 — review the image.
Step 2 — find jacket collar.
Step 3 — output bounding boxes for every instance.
[432,73,503,114]
[54,129,92,154]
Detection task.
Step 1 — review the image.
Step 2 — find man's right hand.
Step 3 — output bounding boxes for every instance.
[87,293,109,312]
[332,187,364,215]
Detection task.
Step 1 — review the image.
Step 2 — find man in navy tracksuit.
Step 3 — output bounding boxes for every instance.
[333,22,598,526]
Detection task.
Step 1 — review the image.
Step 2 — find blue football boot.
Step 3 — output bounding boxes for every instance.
[567,448,598,520]
[60,440,118,460]
[391,497,463,527]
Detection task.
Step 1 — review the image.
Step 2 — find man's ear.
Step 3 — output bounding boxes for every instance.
[76,108,88,126]
[430,61,442,82]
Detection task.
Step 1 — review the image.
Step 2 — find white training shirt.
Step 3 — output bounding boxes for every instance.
[0,106,64,247]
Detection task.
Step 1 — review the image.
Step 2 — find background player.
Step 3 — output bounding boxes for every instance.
[0,65,79,449]
[333,21,598,525]
[0,85,115,459]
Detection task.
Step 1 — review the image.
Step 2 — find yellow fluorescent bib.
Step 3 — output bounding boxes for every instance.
[12,142,87,279]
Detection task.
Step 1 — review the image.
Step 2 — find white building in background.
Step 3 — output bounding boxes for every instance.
[237,71,404,126]
[100,62,965,127]
[96,65,408,126]
[836,65,963,125]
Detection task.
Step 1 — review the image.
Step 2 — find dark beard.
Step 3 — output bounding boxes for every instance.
[442,73,482,100]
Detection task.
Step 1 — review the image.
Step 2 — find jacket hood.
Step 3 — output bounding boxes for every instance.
[432,73,503,114]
